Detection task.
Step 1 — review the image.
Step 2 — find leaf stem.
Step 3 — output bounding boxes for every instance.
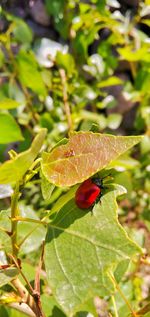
[17,215,49,248]
[11,217,48,225]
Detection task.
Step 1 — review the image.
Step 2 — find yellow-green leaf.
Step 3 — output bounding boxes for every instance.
[0,129,47,184]
[41,132,143,187]
[0,99,20,109]
[0,113,23,144]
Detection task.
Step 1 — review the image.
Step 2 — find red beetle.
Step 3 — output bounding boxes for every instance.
[75,178,103,209]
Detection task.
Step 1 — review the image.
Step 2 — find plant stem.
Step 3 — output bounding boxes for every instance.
[109,273,138,317]
[111,296,119,317]
[11,278,45,317]
[59,68,73,134]
[5,37,38,130]
[10,185,45,316]
[11,183,20,257]
[20,84,39,126]
[135,303,150,316]
[130,61,137,79]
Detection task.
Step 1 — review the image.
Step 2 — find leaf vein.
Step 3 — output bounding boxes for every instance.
[50,224,129,259]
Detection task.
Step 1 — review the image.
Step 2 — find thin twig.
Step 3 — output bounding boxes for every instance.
[59,68,73,134]
[20,84,39,126]
[34,242,45,294]
[11,183,20,257]
[8,254,34,294]
[33,243,45,317]
[11,278,45,317]
[5,38,39,128]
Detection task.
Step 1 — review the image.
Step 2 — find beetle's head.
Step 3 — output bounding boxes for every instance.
[92,178,103,188]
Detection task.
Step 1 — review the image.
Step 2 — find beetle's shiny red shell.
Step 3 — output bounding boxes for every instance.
[75,179,101,209]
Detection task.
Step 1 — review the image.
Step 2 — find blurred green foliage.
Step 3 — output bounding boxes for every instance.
[0,0,150,316]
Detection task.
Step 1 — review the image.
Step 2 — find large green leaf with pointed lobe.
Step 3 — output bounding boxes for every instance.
[0,129,47,184]
[45,186,141,316]
[41,132,143,187]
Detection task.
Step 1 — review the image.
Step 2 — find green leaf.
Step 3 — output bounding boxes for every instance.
[97,76,122,88]
[41,294,66,317]
[0,210,11,252]
[41,132,143,187]
[141,18,150,27]
[56,52,75,75]
[41,171,55,201]
[13,19,33,44]
[16,50,47,96]
[0,99,20,109]
[45,0,65,16]
[0,306,27,317]
[114,259,130,283]
[140,135,150,154]
[20,262,36,284]
[18,204,46,254]
[107,114,122,130]
[6,14,33,44]
[118,46,150,62]
[0,307,9,317]
[51,186,78,215]
[0,205,46,254]
[0,129,47,184]
[0,49,5,68]
[114,172,133,198]
[110,154,140,170]
[0,113,23,144]
[45,190,141,316]
[45,0,67,37]
[0,267,19,287]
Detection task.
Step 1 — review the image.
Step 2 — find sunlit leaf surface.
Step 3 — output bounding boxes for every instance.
[45,189,141,316]
[0,129,47,184]
[0,113,23,144]
[41,132,142,187]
